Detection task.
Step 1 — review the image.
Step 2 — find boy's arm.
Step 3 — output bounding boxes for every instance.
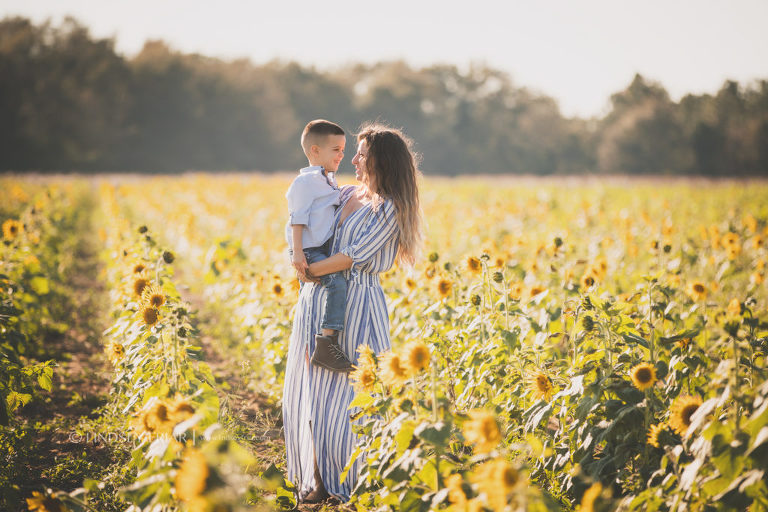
[286,176,311,275]
[291,224,308,273]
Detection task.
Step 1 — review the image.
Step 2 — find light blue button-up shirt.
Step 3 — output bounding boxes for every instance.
[285,165,340,250]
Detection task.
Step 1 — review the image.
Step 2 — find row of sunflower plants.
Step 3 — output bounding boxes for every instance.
[107,176,297,400]
[31,184,287,512]
[1,181,89,509]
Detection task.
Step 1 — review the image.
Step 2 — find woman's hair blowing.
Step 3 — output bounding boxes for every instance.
[357,123,423,268]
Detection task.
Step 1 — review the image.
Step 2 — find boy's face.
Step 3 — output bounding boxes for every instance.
[311,134,346,172]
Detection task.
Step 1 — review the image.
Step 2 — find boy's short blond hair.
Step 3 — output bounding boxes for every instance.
[301,119,345,155]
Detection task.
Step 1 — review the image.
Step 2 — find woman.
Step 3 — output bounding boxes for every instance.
[282,123,423,503]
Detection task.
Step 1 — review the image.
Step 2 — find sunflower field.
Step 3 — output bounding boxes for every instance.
[2,174,767,512]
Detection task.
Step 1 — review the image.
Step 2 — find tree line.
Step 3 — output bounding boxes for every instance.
[1,16,766,175]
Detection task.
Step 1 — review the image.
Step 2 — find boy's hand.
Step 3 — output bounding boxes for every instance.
[292,251,308,274]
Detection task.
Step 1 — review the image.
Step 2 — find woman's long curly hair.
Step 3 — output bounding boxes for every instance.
[357,123,423,268]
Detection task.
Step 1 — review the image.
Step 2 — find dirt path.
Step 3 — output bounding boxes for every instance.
[12,191,129,511]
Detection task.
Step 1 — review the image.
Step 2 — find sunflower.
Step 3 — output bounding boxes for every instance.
[437,279,452,298]
[686,281,707,302]
[379,351,408,387]
[445,474,467,505]
[529,372,554,401]
[133,277,150,297]
[669,395,703,435]
[463,409,502,453]
[580,315,595,332]
[403,340,430,375]
[472,458,520,510]
[108,342,125,364]
[272,283,284,297]
[170,395,197,423]
[2,219,24,240]
[721,232,739,247]
[350,365,377,393]
[676,337,691,350]
[629,363,656,391]
[133,263,147,274]
[466,256,482,274]
[141,284,166,308]
[135,398,173,436]
[404,278,417,290]
[647,422,667,448]
[528,285,546,299]
[140,305,160,327]
[356,344,377,372]
[508,283,523,300]
[580,272,597,289]
[176,448,210,501]
[424,265,436,280]
[580,482,603,512]
[26,491,70,512]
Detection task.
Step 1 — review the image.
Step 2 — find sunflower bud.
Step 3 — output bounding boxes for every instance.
[470,294,482,306]
[582,315,595,332]
[554,236,563,247]
[492,271,504,283]
[177,326,188,337]
[428,252,439,263]
[138,225,148,234]
[663,244,672,253]
[581,296,593,310]
[162,251,175,264]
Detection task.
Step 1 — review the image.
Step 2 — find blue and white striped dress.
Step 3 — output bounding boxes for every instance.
[282,184,399,502]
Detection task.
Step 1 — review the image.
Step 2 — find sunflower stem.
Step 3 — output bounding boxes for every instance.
[431,361,441,490]
[503,276,509,330]
[647,283,656,365]
[570,307,580,367]
[731,335,740,431]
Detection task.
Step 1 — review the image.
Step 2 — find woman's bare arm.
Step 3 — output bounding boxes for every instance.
[307,253,353,277]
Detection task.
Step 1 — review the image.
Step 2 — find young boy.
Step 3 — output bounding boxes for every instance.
[285,119,353,373]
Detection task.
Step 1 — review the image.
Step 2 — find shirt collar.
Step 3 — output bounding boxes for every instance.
[300,165,325,174]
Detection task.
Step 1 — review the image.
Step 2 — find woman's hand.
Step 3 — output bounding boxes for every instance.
[296,266,320,284]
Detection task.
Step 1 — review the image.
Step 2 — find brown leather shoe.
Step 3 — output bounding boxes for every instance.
[311,334,354,373]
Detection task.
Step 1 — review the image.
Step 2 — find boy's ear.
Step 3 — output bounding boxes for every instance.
[310,144,320,155]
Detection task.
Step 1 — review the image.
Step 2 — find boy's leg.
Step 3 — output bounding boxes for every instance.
[312,272,352,372]
[318,272,347,333]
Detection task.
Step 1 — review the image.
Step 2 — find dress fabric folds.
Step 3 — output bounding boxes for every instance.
[282,185,400,501]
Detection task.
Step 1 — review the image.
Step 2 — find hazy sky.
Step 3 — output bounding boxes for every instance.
[3,0,767,118]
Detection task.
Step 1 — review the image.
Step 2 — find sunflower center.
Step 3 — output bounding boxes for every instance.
[636,367,652,383]
[681,404,699,426]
